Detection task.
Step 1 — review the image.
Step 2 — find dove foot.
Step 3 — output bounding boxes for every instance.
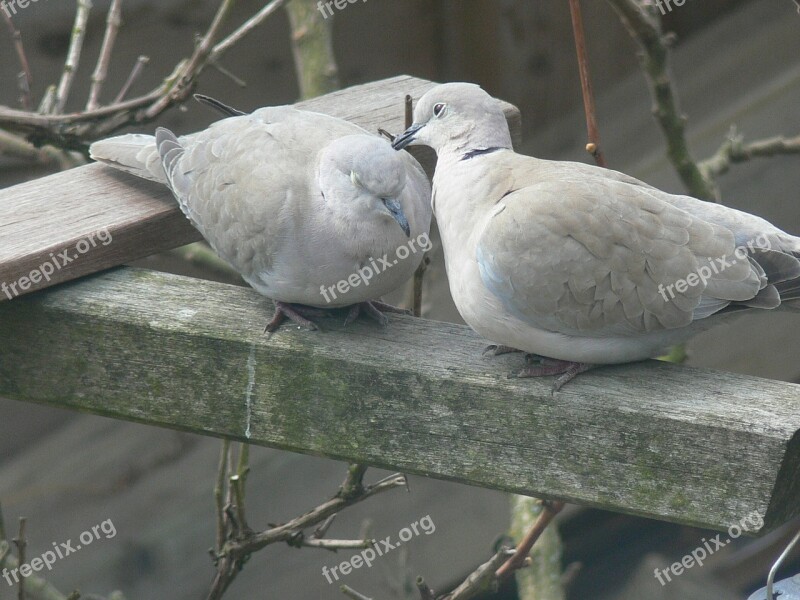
[343,301,411,327]
[483,344,524,356]
[515,357,597,391]
[265,302,326,333]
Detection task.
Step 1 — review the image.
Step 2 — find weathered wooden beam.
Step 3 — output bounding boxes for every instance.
[0,75,522,302]
[0,267,797,533]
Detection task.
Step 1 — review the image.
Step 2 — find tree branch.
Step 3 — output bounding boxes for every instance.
[54,0,93,114]
[569,0,607,167]
[0,0,285,152]
[87,0,123,111]
[700,131,800,179]
[1,8,33,109]
[438,547,516,600]
[495,500,564,580]
[605,0,718,199]
[206,467,407,600]
[284,0,340,99]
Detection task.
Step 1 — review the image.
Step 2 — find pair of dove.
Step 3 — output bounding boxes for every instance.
[91,83,800,389]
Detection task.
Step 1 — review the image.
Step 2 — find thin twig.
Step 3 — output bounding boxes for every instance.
[113,55,149,103]
[339,463,368,499]
[145,0,235,118]
[230,475,248,534]
[0,541,9,569]
[412,255,429,318]
[14,517,27,600]
[214,439,230,553]
[605,0,717,199]
[1,9,33,109]
[700,131,800,179]
[54,0,93,114]
[37,85,57,115]
[207,471,405,600]
[495,500,564,580]
[313,514,337,538]
[406,93,429,317]
[299,537,375,551]
[569,0,606,167]
[415,576,435,600]
[341,585,373,600]
[87,0,123,111]
[439,547,515,600]
[211,0,287,58]
[0,501,6,542]
[229,442,250,533]
[0,1,287,151]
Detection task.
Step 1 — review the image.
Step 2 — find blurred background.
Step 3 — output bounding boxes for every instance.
[0,1,798,598]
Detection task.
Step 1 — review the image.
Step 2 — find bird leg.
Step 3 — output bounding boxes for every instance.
[265,302,328,333]
[343,301,411,327]
[266,300,412,333]
[517,355,597,391]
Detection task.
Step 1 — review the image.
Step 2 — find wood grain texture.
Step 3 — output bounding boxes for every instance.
[0,267,797,533]
[0,75,521,301]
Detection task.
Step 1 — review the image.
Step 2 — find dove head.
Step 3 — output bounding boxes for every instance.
[392,82,512,157]
[318,135,411,237]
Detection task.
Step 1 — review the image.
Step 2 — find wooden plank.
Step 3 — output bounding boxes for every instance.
[0,75,522,302]
[1,267,797,533]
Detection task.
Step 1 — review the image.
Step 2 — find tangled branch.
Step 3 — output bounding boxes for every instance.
[0,0,287,153]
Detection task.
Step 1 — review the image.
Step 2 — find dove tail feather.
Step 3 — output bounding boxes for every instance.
[89,133,167,183]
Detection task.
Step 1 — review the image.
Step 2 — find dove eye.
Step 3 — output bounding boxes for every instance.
[433,103,446,118]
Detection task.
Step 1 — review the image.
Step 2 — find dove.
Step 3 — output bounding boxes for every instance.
[392,82,800,389]
[90,96,431,332]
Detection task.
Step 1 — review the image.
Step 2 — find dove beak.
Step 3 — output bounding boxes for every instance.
[391,123,424,151]
[382,198,411,237]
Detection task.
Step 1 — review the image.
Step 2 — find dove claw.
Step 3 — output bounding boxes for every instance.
[265,302,324,334]
[514,359,597,391]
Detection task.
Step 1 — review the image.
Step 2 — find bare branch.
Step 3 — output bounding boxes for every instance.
[341,585,374,600]
[14,517,27,600]
[416,576,435,600]
[412,254,430,318]
[495,500,564,580]
[298,537,375,551]
[87,0,123,111]
[113,55,149,104]
[144,0,235,118]
[0,0,288,154]
[1,9,33,109]
[207,469,406,600]
[0,501,6,542]
[569,0,607,167]
[605,0,717,199]
[700,131,800,179]
[54,0,93,114]
[211,0,287,58]
[214,439,230,553]
[439,547,515,600]
[284,0,340,99]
